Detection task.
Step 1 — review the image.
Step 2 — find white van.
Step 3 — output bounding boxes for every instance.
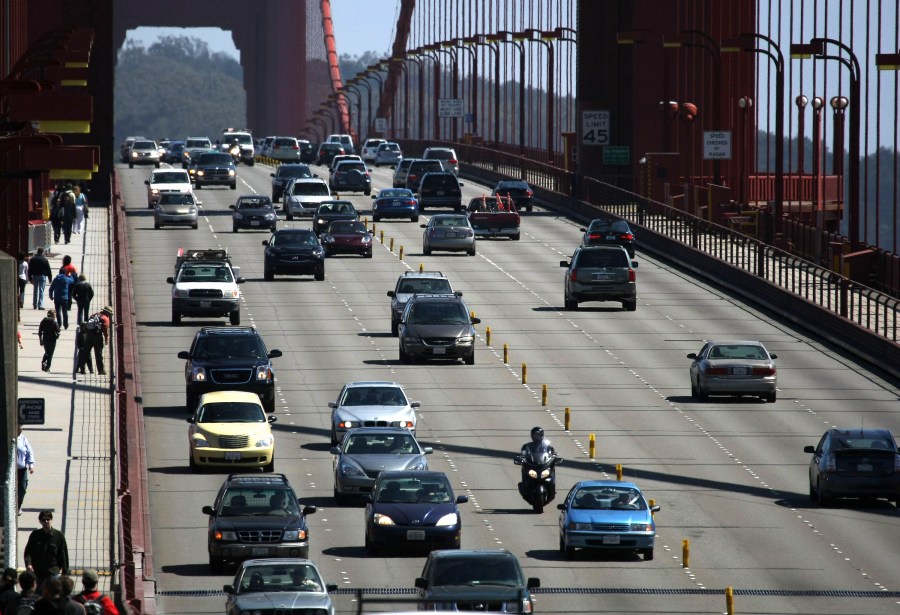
[327,134,355,155]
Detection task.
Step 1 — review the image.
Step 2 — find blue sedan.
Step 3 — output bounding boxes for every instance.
[364,470,467,555]
[371,188,419,222]
[558,480,660,560]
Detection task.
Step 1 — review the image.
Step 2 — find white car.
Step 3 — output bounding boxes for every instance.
[129,139,161,168]
[283,178,332,220]
[374,142,402,167]
[145,169,193,208]
[361,138,386,162]
[328,381,419,445]
[327,133,355,155]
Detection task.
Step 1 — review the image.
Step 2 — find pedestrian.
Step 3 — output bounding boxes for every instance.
[71,275,94,325]
[60,577,86,615]
[16,426,35,516]
[23,510,69,587]
[60,255,77,278]
[50,185,64,244]
[72,185,88,235]
[18,330,25,349]
[0,568,20,615]
[74,326,93,375]
[38,310,60,372]
[10,571,38,615]
[32,576,82,615]
[74,570,117,615]
[48,271,74,330]
[29,248,52,310]
[18,252,30,310]
[77,306,112,376]
[61,184,77,245]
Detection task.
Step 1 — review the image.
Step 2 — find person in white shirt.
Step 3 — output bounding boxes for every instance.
[73,185,88,234]
[16,426,35,516]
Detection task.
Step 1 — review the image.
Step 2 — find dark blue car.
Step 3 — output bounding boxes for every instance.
[371,188,419,223]
[364,470,467,555]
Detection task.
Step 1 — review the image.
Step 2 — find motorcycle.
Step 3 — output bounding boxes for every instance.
[226,143,241,165]
[514,443,563,513]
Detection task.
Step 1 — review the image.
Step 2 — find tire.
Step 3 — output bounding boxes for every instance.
[623,299,637,312]
[696,383,708,400]
[512,233,520,241]
[364,190,371,196]
[808,482,816,502]
[232,226,238,233]
[527,205,533,212]
[816,480,831,506]
[334,489,349,506]
[399,347,410,364]
[423,245,432,256]
[314,268,325,282]
[365,534,379,556]
[691,381,700,399]
[765,391,777,403]
[286,211,293,221]
[230,310,240,325]
[195,182,202,189]
[330,427,339,447]
[247,160,255,167]
[564,296,578,310]
[642,548,654,561]
[155,162,161,168]
[464,351,474,365]
[272,193,279,202]
[230,183,237,190]
[264,266,274,281]
[412,216,419,223]
[373,214,380,222]
[532,498,544,514]
[467,247,476,256]
[391,320,399,336]
[365,250,373,259]
[129,163,134,169]
[271,224,277,232]
[172,309,181,325]
[154,222,160,230]
[208,553,224,574]
[189,453,199,473]
[186,393,198,413]
[264,395,275,414]
[191,223,198,230]
[560,535,574,559]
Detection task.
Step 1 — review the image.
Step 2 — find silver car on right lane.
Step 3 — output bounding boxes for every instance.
[422,214,476,256]
[687,340,778,402]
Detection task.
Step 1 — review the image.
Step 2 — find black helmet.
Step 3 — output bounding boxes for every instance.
[530,426,544,443]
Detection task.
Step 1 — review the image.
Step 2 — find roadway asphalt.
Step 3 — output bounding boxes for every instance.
[16,209,114,594]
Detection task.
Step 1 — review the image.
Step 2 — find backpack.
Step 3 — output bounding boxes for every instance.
[84,315,102,332]
[15,594,37,615]
[81,594,106,615]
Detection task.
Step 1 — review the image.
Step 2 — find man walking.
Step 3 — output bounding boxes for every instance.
[74,570,118,615]
[50,184,64,244]
[61,184,77,245]
[71,275,94,325]
[77,306,112,376]
[49,271,74,330]
[16,426,35,516]
[38,310,60,372]
[23,510,69,586]
[29,248,52,310]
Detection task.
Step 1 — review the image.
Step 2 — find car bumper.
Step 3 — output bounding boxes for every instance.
[195,177,235,186]
[368,523,461,549]
[402,339,473,361]
[191,445,274,468]
[130,157,160,165]
[473,226,519,238]
[209,541,309,561]
[374,206,418,218]
[173,297,239,317]
[270,152,303,162]
[156,212,198,226]
[819,474,900,499]
[564,530,655,551]
[268,257,324,275]
[569,283,636,302]
[426,238,476,252]
[698,376,776,395]
[334,474,377,496]
[324,244,371,256]
[234,219,277,230]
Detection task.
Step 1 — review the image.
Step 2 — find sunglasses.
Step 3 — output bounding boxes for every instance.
[39,517,51,522]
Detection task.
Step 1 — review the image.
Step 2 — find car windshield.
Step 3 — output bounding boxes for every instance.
[228,134,252,144]
[133,141,155,149]
[187,139,210,148]
[327,221,367,234]
[496,181,527,191]
[396,278,452,294]
[278,166,312,179]
[221,488,300,518]
[271,233,317,246]
[237,198,272,209]
[707,344,768,360]
[572,487,645,510]
[197,401,266,424]
[152,172,189,184]
[178,264,234,283]
[318,203,355,215]
[376,477,451,503]
[192,335,265,360]
[336,162,365,172]
[340,386,407,406]
[343,433,418,455]
[574,250,628,268]
[588,219,630,233]
[379,143,400,152]
[427,150,453,160]
[159,194,194,205]
[379,189,413,199]
[434,216,468,228]
[430,558,522,587]
[237,563,321,593]
[408,302,468,325]
[397,160,414,171]
[290,182,329,196]
[198,153,233,165]
[423,176,458,190]
[275,138,297,146]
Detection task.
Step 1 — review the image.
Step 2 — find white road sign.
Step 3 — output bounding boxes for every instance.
[703,131,732,160]
[439,98,465,118]
[374,117,388,132]
[582,110,610,146]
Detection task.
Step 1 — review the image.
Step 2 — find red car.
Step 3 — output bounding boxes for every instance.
[320,220,373,258]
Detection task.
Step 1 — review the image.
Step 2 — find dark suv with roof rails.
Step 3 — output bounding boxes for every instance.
[202,473,317,573]
[178,327,282,413]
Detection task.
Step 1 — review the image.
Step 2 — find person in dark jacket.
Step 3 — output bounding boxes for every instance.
[29,248,52,310]
[71,275,94,325]
[50,184,64,243]
[23,510,69,586]
[32,577,83,615]
[10,572,38,615]
[38,310,61,372]
[48,272,74,330]
[0,568,20,614]
[77,306,112,376]
[61,184,77,245]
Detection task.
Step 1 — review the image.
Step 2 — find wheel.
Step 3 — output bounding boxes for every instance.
[271,224,277,232]
[365,250,373,259]
[129,163,134,169]
[208,553,224,574]
[364,189,371,196]
[373,214,380,222]
[263,457,275,473]
[464,351,474,365]
[365,534,379,556]
[467,247,476,256]
[264,266,274,281]
[264,395,275,414]
[195,182,202,189]
[527,205,533,212]
[191,223,198,230]
[423,245,432,256]
[314,268,325,281]
[154,222,160,230]
[330,427,339,447]
[642,548,654,561]
[623,299,637,312]
[172,309,181,325]
[186,393,198,413]
[391,320,399,336]
[696,383,708,400]
[559,535,574,559]
[512,233,520,241]
[532,498,544,514]
[765,391,777,403]
[272,193,279,202]
[286,211,293,221]
[691,381,700,399]
[230,183,237,190]
[155,162,161,168]
[399,347,410,364]
[230,310,240,325]
[232,226,238,233]
[808,481,816,502]
[412,215,419,223]
[564,296,578,310]
[247,160,255,167]
[334,488,349,506]
[816,480,831,506]
[189,453,199,473]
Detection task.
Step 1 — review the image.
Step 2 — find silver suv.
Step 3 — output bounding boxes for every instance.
[392,158,415,188]
[386,271,456,336]
[423,147,459,175]
[560,245,638,311]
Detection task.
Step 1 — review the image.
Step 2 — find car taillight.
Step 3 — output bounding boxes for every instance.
[752,367,776,376]
[704,367,728,375]
[628,268,636,282]
[588,233,602,241]
[406,199,416,205]
[409,174,418,181]
[448,158,457,164]
[824,453,836,472]
[292,145,299,150]
[569,269,577,282]
[621,233,635,240]
[526,189,533,197]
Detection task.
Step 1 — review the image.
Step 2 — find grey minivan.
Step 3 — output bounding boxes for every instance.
[560,245,638,311]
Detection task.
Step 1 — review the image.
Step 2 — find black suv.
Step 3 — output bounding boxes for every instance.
[399,294,480,365]
[270,163,314,202]
[405,159,444,193]
[415,549,540,614]
[194,152,237,190]
[417,171,463,212]
[202,473,317,573]
[177,327,282,413]
[262,228,326,281]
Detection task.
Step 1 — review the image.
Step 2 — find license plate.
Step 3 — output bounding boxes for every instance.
[251,220,260,226]
[407,530,426,541]
[732,367,748,375]
[200,301,212,308]
[605,235,617,240]
[445,232,456,238]
[251,547,269,556]
[225,452,241,460]
[602,535,621,545]
[857,463,873,472]
[291,256,300,260]
[436,191,445,196]
[592,273,613,281]
[433,347,446,355]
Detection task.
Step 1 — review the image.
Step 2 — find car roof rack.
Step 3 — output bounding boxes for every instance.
[177,248,228,261]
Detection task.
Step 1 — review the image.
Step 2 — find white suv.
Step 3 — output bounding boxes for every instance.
[283,177,331,220]
[361,138,386,162]
[327,133,356,155]
[145,169,193,208]
[423,147,459,176]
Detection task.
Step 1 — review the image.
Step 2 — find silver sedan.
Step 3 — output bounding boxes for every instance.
[687,340,777,402]
[422,214,476,256]
[153,193,199,229]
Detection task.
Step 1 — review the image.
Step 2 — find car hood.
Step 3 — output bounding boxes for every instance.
[267,245,321,255]
[316,213,358,222]
[232,591,331,610]
[372,502,457,525]
[567,508,653,524]
[286,195,330,204]
[335,405,414,422]
[174,281,237,290]
[151,182,192,192]
[343,453,425,473]
[193,423,271,439]
[404,324,471,338]
[215,514,306,531]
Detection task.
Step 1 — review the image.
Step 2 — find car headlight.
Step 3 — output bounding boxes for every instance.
[435,513,458,527]
[255,365,272,380]
[282,529,306,541]
[374,513,395,526]
[540,468,551,479]
[264,213,275,220]
[226,290,240,299]
[192,437,210,448]
[191,367,207,382]
[151,188,160,195]
[403,336,422,345]
[233,212,244,219]
[313,247,325,258]
[214,530,237,540]
[337,420,355,429]
[631,523,654,531]
[339,461,365,477]
[131,151,138,158]
[197,170,205,176]
[456,335,474,345]
[317,218,327,226]
[527,469,538,478]
[407,459,427,471]
[255,435,274,447]
[570,522,591,530]
[361,235,372,244]
[188,206,197,213]
[228,169,236,176]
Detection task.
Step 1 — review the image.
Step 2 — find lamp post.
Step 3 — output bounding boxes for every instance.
[365,65,386,139]
[723,34,785,242]
[795,95,808,174]
[737,96,753,205]
[454,37,478,139]
[310,115,329,142]
[495,30,527,152]
[474,34,501,145]
[352,76,373,143]
[389,58,410,140]
[402,51,426,140]
[618,29,673,152]
[341,84,364,145]
[439,42,460,140]
[421,44,442,140]
[791,39,862,250]
[523,28,555,159]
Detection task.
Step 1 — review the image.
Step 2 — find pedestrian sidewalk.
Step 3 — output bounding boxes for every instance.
[16,208,114,594]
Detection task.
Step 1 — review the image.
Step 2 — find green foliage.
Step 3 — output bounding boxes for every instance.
[114,36,246,141]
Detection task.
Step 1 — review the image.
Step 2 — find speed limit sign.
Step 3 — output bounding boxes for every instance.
[582,110,610,146]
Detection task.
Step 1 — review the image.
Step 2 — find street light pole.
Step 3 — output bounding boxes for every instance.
[421,45,442,141]
[618,29,672,152]
[524,29,556,160]
[365,65,386,139]
[496,31,527,153]
[475,34,501,145]
[455,37,478,139]
[403,51,426,140]
[440,42,459,140]
[341,84,363,145]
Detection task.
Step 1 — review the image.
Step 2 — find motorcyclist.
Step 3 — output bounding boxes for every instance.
[518,426,558,499]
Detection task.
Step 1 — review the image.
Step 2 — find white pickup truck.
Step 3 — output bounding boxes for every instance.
[145,168,193,208]
[166,248,245,325]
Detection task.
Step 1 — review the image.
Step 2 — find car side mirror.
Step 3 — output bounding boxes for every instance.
[527,578,540,589]
[554,457,563,465]
[454,291,463,297]
[144,180,150,186]
[363,494,373,502]
[270,173,275,178]
[579,228,587,232]
[329,446,340,455]
[387,290,396,297]
[236,278,246,284]
[631,261,639,268]
[223,585,234,594]
[202,505,215,516]
[186,417,195,424]
[166,277,176,284]
[371,195,377,199]
[326,584,338,592]
[649,505,661,513]
[513,456,523,465]
[686,353,698,360]
[302,505,317,516]
[769,353,778,360]
[557,503,565,510]
[471,317,481,325]
[411,401,421,408]
[268,349,283,359]
[229,205,235,209]
[414,578,427,589]
[458,182,464,187]
[262,240,269,246]
[328,401,337,409]
[423,447,433,455]
[420,224,427,228]
[177,351,191,360]
[803,445,816,454]
[456,495,468,504]
[559,261,570,268]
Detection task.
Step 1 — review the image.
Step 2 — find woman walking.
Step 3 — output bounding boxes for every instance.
[73,185,88,234]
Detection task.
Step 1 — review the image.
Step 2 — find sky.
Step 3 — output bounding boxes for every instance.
[124,0,400,60]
